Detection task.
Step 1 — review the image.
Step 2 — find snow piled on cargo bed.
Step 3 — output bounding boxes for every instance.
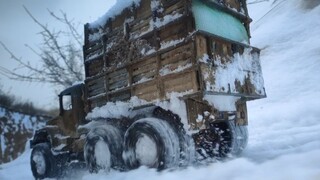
[89,0,140,28]
[1,0,320,179]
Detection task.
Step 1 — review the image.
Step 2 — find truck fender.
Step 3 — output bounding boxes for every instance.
[30,129,50,148]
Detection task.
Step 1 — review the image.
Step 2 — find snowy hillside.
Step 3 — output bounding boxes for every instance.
[0,107,45,164]
[1,0,320,179]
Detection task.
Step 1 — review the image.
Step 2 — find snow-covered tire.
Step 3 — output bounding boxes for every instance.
[30,143,57,179]
[195,120,248,159]
[210,120,248,157]
[179,134,196,166]
[123,118,180,170]
[228,121,248,156]
[84,124,124,173]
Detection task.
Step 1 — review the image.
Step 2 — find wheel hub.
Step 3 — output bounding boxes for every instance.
[135,134,158,167]
[32,151,46,175]
[94,138,111,170]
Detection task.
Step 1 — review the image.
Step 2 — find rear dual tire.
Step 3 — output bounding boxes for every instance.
[84,124,124,172]
[122,118,181,170]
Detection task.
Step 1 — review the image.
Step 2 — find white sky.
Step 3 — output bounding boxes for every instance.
[0,0,116,109]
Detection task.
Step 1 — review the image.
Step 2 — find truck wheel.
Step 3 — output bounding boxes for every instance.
[210,120,248,158]
[30,143,57,179]
[84,124,124,173]
[123,118,180,170]
[228,120,248,156]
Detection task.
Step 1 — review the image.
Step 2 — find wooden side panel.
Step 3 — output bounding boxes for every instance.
[131,57,157,84]
[83,1,203,108]
[85,58,104,77]
[197,34,265,98]
[160,42,193,75]
[161,0,185,16]
[195,35,207,59]
[130,0,152,38]
[108,68,129,91]
[163,71,198,95]
[186,98,215,130]
[132,81,159,101]
[86,76,106,98]
[136,0,152,19]
[158,19,190,44]
[112,8,133,29]
[90,96,107,110]
[109,89,131,102]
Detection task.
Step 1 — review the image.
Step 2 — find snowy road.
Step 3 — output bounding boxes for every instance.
[1,0,320,179]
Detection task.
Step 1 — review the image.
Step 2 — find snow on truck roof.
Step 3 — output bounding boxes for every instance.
[89,0,141,29]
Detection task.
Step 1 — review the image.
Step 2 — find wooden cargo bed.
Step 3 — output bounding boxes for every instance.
[83,0,265,111]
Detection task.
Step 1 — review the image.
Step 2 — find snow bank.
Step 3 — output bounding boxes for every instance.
[82,149,320,180]
[245,0,320,162]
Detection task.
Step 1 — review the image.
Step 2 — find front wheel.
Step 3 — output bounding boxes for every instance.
[30,143,57,179]
[122,118,180,170]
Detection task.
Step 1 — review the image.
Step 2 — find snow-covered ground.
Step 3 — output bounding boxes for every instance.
[1,0,320,179]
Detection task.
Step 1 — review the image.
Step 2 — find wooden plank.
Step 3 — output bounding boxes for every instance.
[133,81,159,101]
[132,71,156,84]
[133,81,158,94]
[195,35,207,59]
[163,1,185,16]
[159,20,188,42]
[112,8,131,29]
[160,53,192,68]
[108,68,128,79]
[160,43,193,65]
[108,72,128,84]
[130,16,152,32]
[109,80,128,91]
[160,58,192,73]
[86,58,104,77]
[87,77,106,97]
[90,96,107,109]
[132,57,157,76]
[136,91,158,101]
[163,71,197,94]
[109,89,131,102]
[136,0,151,19]
[85,42,103,55]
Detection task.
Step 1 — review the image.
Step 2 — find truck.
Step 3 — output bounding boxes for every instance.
[30,0,266,179]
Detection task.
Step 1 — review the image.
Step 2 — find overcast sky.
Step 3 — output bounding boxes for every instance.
[0,0,116,109]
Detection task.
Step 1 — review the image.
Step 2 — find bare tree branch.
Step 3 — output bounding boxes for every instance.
[0,6,84,90]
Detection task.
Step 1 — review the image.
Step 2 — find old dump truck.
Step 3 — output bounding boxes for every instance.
[30,0,265,178]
